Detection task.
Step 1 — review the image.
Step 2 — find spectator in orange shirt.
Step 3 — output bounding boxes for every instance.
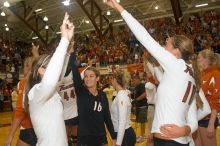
[4,56,37,146]
[197,49,220,146]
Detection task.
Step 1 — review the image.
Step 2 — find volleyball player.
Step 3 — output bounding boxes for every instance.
[70,51,116,146]
[4,57,37,146]
[103,1,198,146]
[196,49,220,146]
[108,71,136,146]
[24,13,74,146]
[57,41,78,146]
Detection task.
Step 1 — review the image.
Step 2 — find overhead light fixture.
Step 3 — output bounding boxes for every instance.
[116,0,120,3]
[107,10,111,15]
[4,24,7,27]
[195,3,208,7]
[85,20,90,24]
[62,0,70,6]
[43,16,48,21]
[4,1,10,7]
[5,27,9,31]
[1,11,6,16]
[45,25,49,29]
[35,8,43,12]
[155,6,159,10]
[114,19,123,23]
[32,37,39,40]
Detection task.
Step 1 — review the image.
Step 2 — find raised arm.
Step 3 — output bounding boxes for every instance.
[69,52,84,94]
[31,13,74,103]
[103,0,178,71]
[60,54,70,80]
[60,41,74,80]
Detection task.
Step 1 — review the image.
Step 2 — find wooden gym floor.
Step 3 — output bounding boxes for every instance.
[0,111,219,146]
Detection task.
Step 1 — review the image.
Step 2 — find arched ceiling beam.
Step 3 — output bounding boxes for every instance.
[76,0,113,40]
[170,0,182,25]
[8,1,54,46]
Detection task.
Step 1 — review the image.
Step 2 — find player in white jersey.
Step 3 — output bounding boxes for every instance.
[144,52,211,146]
[108,71,136,146]
[143,53,211,146]
[57,41,78,146]
[24,13,74,146]
[143,53,160,146]
[103,1,198,146]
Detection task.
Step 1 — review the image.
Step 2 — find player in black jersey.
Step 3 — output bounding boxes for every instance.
[70,52,116,146]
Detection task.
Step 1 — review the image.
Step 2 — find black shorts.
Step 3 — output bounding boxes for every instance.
[115,127,136,146]
[136,106,148,123]
[77,135,107,146]
[65,116,79,126]
[153,137,189,146]
[198,118,219,129]
[19,128,37,146]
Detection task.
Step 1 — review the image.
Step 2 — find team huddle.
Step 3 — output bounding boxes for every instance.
[4,0,220,146]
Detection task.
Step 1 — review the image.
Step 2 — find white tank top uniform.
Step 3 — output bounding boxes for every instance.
[28,37,69,146]
[111,90,132,145]
[121,10,198,144]
[146,63,211,146]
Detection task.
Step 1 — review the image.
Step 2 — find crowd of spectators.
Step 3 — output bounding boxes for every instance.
[73,10,220,66]
[1,10,219,72]
[0,38,31,83]
[0,10,219,109]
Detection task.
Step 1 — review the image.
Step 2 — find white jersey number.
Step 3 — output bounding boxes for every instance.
[93,101,102,112]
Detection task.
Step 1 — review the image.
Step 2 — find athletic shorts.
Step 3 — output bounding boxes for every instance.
[115,127,136,146]
[153,137,189,146]
[77,135,107,146]
[136,106,148,123]
[65,116,79,126]
[19,128,37,146]
[198,118,219,129]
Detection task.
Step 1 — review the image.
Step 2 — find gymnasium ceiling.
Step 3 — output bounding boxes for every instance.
[0,0,220,42]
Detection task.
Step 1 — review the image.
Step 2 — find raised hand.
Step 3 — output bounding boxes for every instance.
[60,12,75,42]
[103,0,117,8]
[103,0,124,13]
[31,43,40,58]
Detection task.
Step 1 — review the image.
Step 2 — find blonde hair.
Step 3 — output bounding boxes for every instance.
[24,57,35,68]
[111,70,129,88]
[23,57,36,78]
[172,35,201,88]
[199,49,220,69]
[171,35,194,61]
[24,54,51,112]
[84,67,100,77]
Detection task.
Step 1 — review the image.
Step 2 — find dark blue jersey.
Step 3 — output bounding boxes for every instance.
[70,53,116,139]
